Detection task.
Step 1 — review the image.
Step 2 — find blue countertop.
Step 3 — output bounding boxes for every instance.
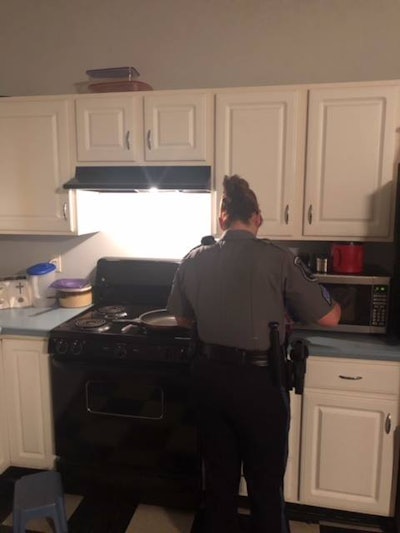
[290,330,400,362]
[1,307,400,361]
[0,306,89,337]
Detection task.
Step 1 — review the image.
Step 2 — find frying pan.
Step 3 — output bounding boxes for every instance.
[134,309,179,330]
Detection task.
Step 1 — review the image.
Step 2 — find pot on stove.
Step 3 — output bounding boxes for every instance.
[330,242,364,274]
[57,287,93,308]
[50,278,93,308]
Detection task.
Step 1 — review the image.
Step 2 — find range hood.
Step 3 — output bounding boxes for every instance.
[63,166,211,192]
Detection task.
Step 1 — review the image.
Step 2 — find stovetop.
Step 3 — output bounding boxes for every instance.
[52,303,159,334]
[49,303,192,362]
[48,257,194,363]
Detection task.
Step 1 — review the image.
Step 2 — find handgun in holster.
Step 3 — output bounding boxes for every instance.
[268,323,309,393]
[288,339,309,394]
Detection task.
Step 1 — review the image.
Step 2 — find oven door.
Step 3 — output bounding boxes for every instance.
[50,357,201,506]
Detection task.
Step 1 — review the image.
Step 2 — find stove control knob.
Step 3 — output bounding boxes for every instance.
[71,339,84,356]
[54,338,69,355]
[114,343,128,359]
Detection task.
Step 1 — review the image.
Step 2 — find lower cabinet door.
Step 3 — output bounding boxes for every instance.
[3,338,55,469]
[300,390,399,516]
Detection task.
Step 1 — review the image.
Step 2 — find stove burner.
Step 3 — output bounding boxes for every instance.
[75,317,111,332]
[97,305,128,319]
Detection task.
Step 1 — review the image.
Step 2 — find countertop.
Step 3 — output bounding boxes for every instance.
[290,330,400,362]
[1,307,400,361]
[0,306,88,337]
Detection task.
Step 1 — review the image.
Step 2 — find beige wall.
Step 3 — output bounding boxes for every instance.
[2,0,400,96]
[0,0,398,278]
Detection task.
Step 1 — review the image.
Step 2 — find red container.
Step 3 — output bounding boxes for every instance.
[331,243,364,274]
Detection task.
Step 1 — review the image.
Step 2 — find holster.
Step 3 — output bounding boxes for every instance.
[268,323,309,394]
[288,339,309,394]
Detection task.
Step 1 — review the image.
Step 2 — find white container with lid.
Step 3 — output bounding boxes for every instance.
[26,262,57,308]
[50,278,92,308]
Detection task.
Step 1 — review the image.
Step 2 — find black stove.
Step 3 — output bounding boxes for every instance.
[48,257,191,362]
[48,258,201,508]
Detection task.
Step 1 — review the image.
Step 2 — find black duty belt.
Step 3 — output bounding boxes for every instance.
[200,344,269,367]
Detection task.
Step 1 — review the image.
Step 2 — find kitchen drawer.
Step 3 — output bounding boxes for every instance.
[305,357,400,395]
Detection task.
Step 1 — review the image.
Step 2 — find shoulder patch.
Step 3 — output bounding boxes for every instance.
[294,256,317,282]
[320,284,332,305]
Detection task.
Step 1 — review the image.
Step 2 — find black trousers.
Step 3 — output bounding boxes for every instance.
[191,358,290,533]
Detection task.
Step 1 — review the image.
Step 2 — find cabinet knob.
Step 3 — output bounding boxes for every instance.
[307,204,313,225]
[125,131,131,150]
[385,413,391,434]
[284,204,289,225]
[146,129,152,150]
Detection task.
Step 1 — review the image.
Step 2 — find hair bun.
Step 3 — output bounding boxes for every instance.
[221,175,259,225]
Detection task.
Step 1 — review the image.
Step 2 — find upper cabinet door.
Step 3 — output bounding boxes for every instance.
[215,89,307,238]
[75,95,143,161]
[0,99,76,234]
[304,86,399,239]
[144,93,212,162]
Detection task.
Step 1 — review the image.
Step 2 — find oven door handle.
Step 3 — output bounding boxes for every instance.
[85,380,165,420]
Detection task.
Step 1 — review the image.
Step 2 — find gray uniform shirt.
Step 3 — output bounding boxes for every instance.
[167,230,334,350]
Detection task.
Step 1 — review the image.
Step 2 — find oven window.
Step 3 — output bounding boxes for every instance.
[325,284,371,326]
[86,381,164,419]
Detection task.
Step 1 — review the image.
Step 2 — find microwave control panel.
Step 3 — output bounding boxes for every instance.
[371,285,389,326]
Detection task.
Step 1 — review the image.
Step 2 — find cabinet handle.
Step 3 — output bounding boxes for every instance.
[385,414,391,434]
[125,131,131,150]
[338,375,363,380]
[284,205,289,225]
[307,204,312,225]
[147,129,152,150]
[62,202,68,221]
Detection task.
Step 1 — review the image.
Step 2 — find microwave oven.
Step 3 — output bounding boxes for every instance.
[295,274,390,334]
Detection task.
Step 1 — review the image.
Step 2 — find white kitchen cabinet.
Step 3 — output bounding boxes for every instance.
[0,342,10,474]
[0,97,100,235]
[75,91,213,164]
[238,391,302,503]
[215,88,307,238]
[3,337,55,470]
[144,92,212,162]
[300,357,400,516]
[76,95,143,162]
[303,85,399,240]
[215,82,399,241]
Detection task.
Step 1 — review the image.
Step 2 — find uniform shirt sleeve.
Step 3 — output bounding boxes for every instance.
[167,263,195,320]
[283,254,334,324]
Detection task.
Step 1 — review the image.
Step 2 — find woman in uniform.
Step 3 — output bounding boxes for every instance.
[167,175,341,533]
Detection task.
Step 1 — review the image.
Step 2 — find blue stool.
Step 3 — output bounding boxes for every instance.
[12,470,68,533]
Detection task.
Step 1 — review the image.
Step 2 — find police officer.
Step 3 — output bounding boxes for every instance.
[167,175,341,533]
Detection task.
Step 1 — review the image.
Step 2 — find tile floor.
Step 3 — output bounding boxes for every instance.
[0,468,392,533]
